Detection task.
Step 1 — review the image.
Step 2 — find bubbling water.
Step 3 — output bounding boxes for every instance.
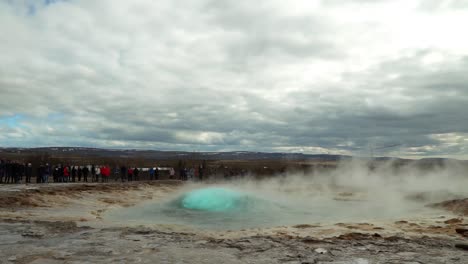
[179,187,249,212]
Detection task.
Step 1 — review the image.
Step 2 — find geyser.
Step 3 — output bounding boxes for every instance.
[105,158,467,230]
[180,187,247,212]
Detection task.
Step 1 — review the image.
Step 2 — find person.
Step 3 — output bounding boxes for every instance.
[83,166,89,182]
[77,166,82,182]
[0,160,4,183]
[63,166,70,183]
[5,160,12,184]
[169,167,175,179]
[16,162,25,184]
[37,164,44,184]
[71,166,77,182]
[25,163,32,184]
[127,167,134,181]
[102,165,110,182]
[133,167,139,181]
[91,165,96,182]
[53,165,59,183]
[13,162,21,184]
[43,163,50,183]
[113,166,119,182]
[149,167,155,181]
[198,164,204,181]
[194,167,199,182]
[120,166,127,182]
[59,165,65,182]
[95,166,101,182]
[155,167,159,180]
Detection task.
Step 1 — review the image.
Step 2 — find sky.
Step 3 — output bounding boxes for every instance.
[1,0,468,158]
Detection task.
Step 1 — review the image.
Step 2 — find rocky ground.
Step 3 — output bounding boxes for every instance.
[0,182,467,264]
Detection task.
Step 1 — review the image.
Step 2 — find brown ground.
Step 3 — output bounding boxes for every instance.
[0,181,183,209]
[0,181,467,263]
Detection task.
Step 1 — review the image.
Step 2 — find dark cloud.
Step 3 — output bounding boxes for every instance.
[0,0,467,158]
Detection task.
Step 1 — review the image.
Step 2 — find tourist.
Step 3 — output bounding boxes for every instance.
[102,165,110,182]
[169,167,175,179]
[134,167,139,181]
[77,166,82,182]
[43,164,50,183]
[91,165,96,182]
[37,164,44,184]
[71,166,76,182]
[25,163,32,183]
[113,166,119,181]
[120,165,127,182]
[95,166,101,183]
[149,167,155,181]
[63,166,70,183]
[127,167,133,181]
[83,166,89,182]
[199,164,204,181]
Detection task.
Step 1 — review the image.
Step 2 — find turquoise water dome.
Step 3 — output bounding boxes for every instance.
[181,187,246,212]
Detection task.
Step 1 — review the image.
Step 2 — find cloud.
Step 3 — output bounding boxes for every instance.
[0,0,467,158]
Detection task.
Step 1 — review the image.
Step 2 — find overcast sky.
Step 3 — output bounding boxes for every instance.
[1,0,468,158]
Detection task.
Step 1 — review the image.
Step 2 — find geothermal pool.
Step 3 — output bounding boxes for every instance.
[105,186,446,230]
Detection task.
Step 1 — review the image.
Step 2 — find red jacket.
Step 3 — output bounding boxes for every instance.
[103,166,110,177]
[63,167,69,177]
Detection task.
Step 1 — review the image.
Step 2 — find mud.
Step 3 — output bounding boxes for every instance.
[0,182,467,263]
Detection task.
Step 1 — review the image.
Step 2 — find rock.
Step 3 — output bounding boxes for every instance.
[314,248,327,254]
[293,224,318,229]
[337,232,381,240]
[455,243,468,251]
[8,256,17,261]
[301,260,317,264]
[132,227,153,235]
[455,228,468,237]
[21,229,44,238]
[444,218,463,224]
[302,237,321,244]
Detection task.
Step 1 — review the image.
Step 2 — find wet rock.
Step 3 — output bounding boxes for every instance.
[336,232,381,240]
[21,229,45,238]
[455,243,468,251]
[131,227,153,235]
[384,236,402,242]
[293,224,319,229]
[302,237,321,244]
[444,218,463,224]
[455,228,468,237]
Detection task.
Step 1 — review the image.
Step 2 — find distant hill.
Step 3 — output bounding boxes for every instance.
[0,147,463,164]
[0,147,352,161]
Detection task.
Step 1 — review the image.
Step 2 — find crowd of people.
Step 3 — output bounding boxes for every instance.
[0,161,33,184]
[0,160,207,184]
